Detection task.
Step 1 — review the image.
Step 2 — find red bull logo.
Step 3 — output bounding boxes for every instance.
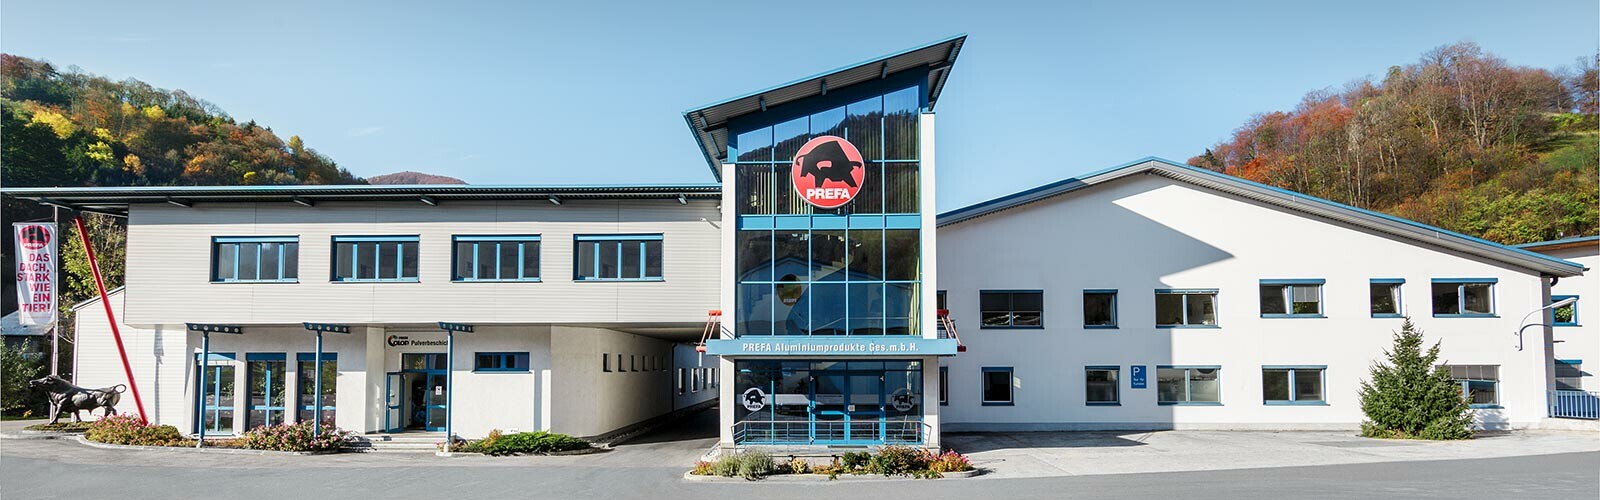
[17,224,50,251]
[790,135,865,209]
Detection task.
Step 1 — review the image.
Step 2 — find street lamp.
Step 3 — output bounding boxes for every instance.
[1515,296,1578,351]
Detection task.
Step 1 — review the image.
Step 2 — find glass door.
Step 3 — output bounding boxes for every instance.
[847,372,885,444]
[425,372,448,431]
[401,353,448,431]
[810,372,847,443]
[385,372,402,432]
[245,356,286,430]
[196,360,236,435]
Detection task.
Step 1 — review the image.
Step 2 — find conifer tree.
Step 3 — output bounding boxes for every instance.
[1358,318,1475,439]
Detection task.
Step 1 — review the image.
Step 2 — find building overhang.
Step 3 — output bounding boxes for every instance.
[703,336,959,357]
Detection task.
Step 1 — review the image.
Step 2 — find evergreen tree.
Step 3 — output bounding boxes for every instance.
[1358,317,1475,439]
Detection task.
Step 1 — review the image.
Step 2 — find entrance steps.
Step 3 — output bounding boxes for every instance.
[344,432,446,453]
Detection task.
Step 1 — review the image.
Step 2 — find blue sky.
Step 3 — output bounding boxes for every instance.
[3,0,1595,209]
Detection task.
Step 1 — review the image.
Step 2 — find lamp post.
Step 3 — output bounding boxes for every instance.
[1515,296,1578,351]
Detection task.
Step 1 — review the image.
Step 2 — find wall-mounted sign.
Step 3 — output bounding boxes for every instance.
[703,337,959,356]
[791,135,865,209]
[1131,365,1147,389]
[386,335,448,348]
[12,223,56,325]
[742,387,767,411]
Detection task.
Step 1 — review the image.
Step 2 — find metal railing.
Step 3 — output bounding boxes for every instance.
[731,420,930,445]
[1549,390,1600,419]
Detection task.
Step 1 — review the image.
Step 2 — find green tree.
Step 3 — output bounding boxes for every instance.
[0,343,45,416]
[1358,318,1475,440]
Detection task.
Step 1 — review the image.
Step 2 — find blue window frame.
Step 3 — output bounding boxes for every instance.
[980,290,1043,329]
[1370,279,1404,318]
[194,352,237,434]
[296,353,337,423]
[1553,295,1579,326]
[938,366,948,406]
[981,367,1014,406]
[1431,278,1496,317]
[1083,289,1118,329]
[1260,279,1324,318]
[212,236,298,283]
[1157,366,1221,405]
[245,353,287,429]
[1155,289,1219,328]
[331,236,419,282]
[474,352,530,372]
[1443,364,1499,408]
[452,236,540,282]
[574,234,663,281]
[1262,366,1326,405]
[1085,366,1120,405]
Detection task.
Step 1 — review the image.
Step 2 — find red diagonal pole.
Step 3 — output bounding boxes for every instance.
[75,215,146,424]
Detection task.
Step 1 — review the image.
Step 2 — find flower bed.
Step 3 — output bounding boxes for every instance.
[437,429,593,455]
[84,414,189,446]
[83,415,348,452]
[690,446,974,480]
[237,421,350,452]
[22,421,93,433]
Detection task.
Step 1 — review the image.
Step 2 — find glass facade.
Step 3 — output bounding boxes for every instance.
[732,84,925,338]
[732,360,924,445]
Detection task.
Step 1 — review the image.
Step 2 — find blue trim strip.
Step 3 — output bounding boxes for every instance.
[296,353,338,361]
[574,234,662,241]
[453,235,541,242]
[1155,288,1219,294]
[214,236,297,243]
[245,353,286,361]
[1370,278,1406,284]
[1514,235,1600,248]
[1260,279,1326,285]
[1432,278,1499,284]
[332,235,419,242]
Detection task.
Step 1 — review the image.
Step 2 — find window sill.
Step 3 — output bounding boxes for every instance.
[1156,325,1221,329]
[1261,314,1325,319]
[981,401,1015,406]
[1083,325,1120,330]
[1469,404,1503,409]
[1555,323,1581,327]
[212,280,299,284]
[1264,400,1328,406]
[1086,402,1121,406]
[1433,314,1498,318]
[454,278,542,283]
[332,278,420,283]
[1158,401,1223,406]
[1371,313,1404,318]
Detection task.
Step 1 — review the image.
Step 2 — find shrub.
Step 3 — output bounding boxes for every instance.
[810,458,845,480]
[735,450,776,480]
[237,421,349,452]
[711,455,740,477]
[84,414,187,447]
[690,460,717,476]
[926,450,974,473]
[437,429,503,453]
[840,451,871,470]
[483,431,590,456]
[1358,318,1475,440]
[23,421,93,432]
[784,456,810,475]
[866,445,929,476]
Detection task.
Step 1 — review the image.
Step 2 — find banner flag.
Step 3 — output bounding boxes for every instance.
[13,223,57,325]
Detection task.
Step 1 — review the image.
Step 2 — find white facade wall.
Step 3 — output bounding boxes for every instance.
[937,174,1555,431]
[548,326,677,437]
[1543,246,1598,391]
[121,199,721,327]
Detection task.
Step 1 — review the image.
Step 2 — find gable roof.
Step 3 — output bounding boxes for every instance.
[938,157,1586,277]
[682,34,967,180]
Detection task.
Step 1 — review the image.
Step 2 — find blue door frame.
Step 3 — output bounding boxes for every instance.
[402,369,447,431]
[809,370,886,445]
[245,355,286,430]
[384,372,402,432]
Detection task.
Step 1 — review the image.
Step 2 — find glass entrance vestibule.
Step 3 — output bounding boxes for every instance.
[386,353,448,432]
[733,360,924,445]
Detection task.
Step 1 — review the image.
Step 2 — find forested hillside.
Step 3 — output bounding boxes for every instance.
[1189,43,1598,245]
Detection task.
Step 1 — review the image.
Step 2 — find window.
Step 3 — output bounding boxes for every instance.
[1157,366,1220,404]
[676,368,686,395]
[936,291,948,331]
[1260,280,1323,317]
[474,352,529,372]
[1370,279,1404,317]
[603,353,611,372]
[939,367,948,406]
[195,353,236,435]
[575,235,663,281]
[691,368,700,392]
[1262,367,1325,404]
[332,236,419,282]
[1553,296,1579,326]
[1556,360,1583,390]
[453,236,540,281]
[1443,364,1499,407]
[1083,290,1118,328]
[618,354,626,372]
[245,353,286,430]
[1085,366,1120,405]
[212,237,298,282]
[980,291,1043,328]
[1155,290,1218,327]
[981,367,1013,405]
[296,353,337,424]
[1432,279,1496,316]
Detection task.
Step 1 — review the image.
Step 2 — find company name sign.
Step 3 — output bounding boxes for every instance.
[387,335,448,348]
[704,337,958,356]
[791,136,865,209]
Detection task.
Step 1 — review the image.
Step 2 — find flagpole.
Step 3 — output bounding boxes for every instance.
[50,205,59,378]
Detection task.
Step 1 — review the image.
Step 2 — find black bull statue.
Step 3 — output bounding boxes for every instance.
[28,375,126,424]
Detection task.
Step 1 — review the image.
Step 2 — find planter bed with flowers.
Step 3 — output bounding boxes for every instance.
[685,446,980,482]
[74,414,351,455]
[435,429,598,456]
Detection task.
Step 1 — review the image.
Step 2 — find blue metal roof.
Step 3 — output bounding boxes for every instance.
[1,183,722,215]
[938,156,1587,277]
[1514,235,1600,249]
[683,34,967,180]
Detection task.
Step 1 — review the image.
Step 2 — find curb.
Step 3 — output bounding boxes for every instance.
[71,435,342,456]
[1,430,86,440]
[683,469,983,482]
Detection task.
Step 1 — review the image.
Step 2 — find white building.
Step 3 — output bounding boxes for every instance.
[1517,236,1598,393]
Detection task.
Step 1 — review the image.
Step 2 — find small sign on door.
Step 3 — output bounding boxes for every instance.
[434,386,443,396]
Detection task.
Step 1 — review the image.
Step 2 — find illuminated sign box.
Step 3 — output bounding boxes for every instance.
[704,337,959,356]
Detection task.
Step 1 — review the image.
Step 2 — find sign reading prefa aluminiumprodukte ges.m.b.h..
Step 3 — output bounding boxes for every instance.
[13,223,57,325]
[790,135,865,209]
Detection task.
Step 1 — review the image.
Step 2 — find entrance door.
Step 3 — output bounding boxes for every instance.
[808,370,886,444]
[196,362,236,435]
[246,356,286,430]
[400,353,448,431]
[384,372,402,432]
[847,372,886,444]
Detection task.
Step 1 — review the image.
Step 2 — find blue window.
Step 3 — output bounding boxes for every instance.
[1083,290,1118,328]
[245,353,287,429]
[1370,279,1404,318]
[1260,279,1324,318]
[575,234,662,281]
[296,353,337,424]
[332,236,419,282]
[1432,279,1496,317]
[194,352,236,434]
[938,366,948,406]
[1155,289,1219,328]
[980,290,1043,329]
[212,237,298,283]
[981,367,1013,405]
[474,352,530,372]
[1553,295,1579,326]
[1157,366,1221,405]
[1443,364,1499,408]
[1085,366,1120,405]
[453,236,540,282]
[1262,366,1326,405]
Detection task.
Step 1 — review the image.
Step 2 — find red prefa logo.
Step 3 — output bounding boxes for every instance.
[790,135,865,209]
[17,225,50,250]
